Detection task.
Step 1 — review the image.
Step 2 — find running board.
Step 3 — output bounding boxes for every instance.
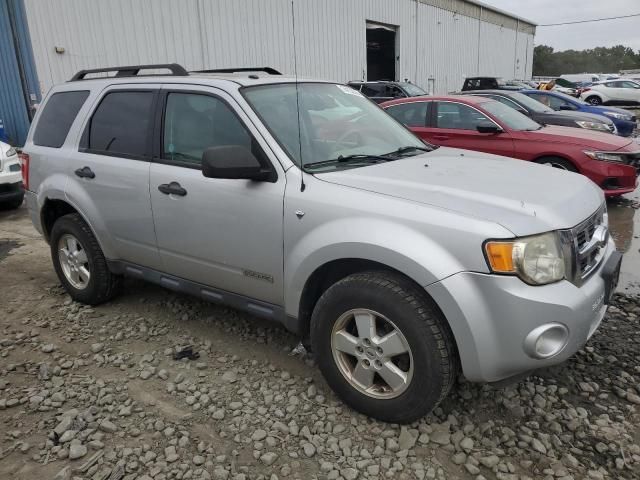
[107,260,289,327]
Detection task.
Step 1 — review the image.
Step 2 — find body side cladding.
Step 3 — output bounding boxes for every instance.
[107,260,297,333]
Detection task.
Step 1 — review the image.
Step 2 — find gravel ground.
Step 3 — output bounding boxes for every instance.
[1,206,639,480]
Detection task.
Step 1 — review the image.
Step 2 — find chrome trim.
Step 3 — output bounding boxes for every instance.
[564,204,607,286]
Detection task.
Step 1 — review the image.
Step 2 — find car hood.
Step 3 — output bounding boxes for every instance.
[317,148,604,237]
[593,105,636,117]
[514,125,636,150]
[547,110,614,125]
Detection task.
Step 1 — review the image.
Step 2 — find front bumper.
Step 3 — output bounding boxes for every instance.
[578,157,637,197]
[426,237,616,382]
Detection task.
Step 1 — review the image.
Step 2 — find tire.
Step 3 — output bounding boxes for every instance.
[585,96,602,106]
[310,271,458,423]
[535,157,577,172]
[50,213,120,305]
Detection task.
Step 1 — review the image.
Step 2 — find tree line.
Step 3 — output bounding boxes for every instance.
[533,45,640,76]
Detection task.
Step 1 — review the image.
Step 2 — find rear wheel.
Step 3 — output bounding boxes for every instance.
[310,271,458,423]
[50,213,120,305]
[585,96,602,106]
[535,157,577,172]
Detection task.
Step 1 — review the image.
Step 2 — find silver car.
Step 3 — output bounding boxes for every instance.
[23,64,621,423]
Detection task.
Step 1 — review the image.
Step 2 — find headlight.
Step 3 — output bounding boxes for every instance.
[603,111,632,121]
[575,121,611,132]
[484,232,565,285]
[5,147,16,157]
[583,150,627,163]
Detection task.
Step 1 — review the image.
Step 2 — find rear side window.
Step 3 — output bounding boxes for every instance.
[386,102,428,127]
[85,91,155,158]
[33,91,89,147]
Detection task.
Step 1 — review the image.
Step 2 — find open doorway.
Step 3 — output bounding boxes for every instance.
[366,22,397,81]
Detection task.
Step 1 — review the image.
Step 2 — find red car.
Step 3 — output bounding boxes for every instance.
[382,95,640,196]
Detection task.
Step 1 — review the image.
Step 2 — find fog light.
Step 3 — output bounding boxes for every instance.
[523,323,569,359]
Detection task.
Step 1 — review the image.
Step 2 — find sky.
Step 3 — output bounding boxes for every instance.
[480,0,640,51]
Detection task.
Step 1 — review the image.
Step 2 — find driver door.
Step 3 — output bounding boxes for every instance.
[422,101,515,157]
[149,85,286,305]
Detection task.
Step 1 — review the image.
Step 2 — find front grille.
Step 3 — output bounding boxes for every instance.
[566,204,608,285]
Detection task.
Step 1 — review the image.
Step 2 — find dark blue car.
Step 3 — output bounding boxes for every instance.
[521,90,637,137]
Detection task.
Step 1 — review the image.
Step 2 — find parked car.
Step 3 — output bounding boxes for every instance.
[521,89,638,137]
[560,74,601,84]
[382,95,639,196]
[459,90,617,135]
[552,78,579,97]
[580,79,640,106]
[24,64,622,423]
[347,80,427,104]
[0,140,24,209]
[461,77,522,91]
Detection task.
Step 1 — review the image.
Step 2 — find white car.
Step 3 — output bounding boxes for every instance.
[580,79,640,106]
[0,141,24,209]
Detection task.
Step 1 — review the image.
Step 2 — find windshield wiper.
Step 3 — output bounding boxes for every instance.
[386,145,434,156]
[305,154,391,170]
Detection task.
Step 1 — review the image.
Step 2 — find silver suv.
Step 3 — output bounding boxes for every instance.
[23,64,621,423]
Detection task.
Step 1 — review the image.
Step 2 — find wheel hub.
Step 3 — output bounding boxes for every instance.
[331,308,413,399]
[58,234,90,290]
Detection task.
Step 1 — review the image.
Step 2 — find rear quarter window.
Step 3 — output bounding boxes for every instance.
[33,91,90,148]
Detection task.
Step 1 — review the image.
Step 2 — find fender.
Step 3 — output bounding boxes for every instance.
[59,176,118,259]
[284,217,472,318]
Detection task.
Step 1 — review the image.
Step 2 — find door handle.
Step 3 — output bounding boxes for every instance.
[158,181,187,197]
[433,135,450,141]
[74,166,95,179]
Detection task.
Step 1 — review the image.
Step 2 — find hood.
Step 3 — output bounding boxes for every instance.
[317,148,604,237]
[516,125,635,151]
[593,105,636,118]
[548,110,615,125]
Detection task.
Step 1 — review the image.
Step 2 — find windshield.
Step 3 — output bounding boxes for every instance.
[549,90,586,105]
[482,100,542,131]
[242,83,427,169]
[399,82,427,96]
[507,92,553,113]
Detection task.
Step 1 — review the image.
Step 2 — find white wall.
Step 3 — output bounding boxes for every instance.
[25,0,534,95]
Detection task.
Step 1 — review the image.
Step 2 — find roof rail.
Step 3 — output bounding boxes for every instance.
[70,63,188,81]
[192,67,282,76]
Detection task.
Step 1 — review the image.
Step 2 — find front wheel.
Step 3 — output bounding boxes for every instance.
[310,271,458,423]
[585,96,602,106]
[535,157,577,172]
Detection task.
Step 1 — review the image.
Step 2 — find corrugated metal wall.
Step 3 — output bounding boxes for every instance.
[24,0,534,96]
[0,0,40,146]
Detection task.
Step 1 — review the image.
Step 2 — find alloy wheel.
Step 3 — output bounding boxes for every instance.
[58,233,90,290]
[331,308,413,399]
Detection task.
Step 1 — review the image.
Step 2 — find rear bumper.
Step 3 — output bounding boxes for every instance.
[0,181,24,202]
[25,190,44,235]
[427,238,616,382]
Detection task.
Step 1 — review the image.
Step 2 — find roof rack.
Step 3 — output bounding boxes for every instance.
[70,63,188,81]
[192,67,282,76]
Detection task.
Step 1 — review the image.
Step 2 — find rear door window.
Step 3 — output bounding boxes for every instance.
[84,91,155,158]
[386,102,429,127]
[33,91,89,147]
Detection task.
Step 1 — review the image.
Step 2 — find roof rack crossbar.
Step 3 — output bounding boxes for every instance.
[70,63,188,81]
[192,67,282,76]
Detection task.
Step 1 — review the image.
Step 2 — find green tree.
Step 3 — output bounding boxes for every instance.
[532,44,640,76]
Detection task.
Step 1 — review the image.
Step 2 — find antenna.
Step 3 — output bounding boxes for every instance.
[291,0,306,192]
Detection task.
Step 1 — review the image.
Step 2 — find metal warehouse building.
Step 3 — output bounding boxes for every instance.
[0,0,535,146]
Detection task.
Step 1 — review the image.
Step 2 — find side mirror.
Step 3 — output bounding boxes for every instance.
[476,122,502,134]
[558,105,571,111]
[202,146,273,181]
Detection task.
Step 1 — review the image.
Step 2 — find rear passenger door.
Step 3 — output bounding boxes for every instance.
[149,85,285,305]
[69,85,162,269]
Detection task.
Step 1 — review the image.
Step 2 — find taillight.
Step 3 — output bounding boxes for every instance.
[19,152,30,190]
